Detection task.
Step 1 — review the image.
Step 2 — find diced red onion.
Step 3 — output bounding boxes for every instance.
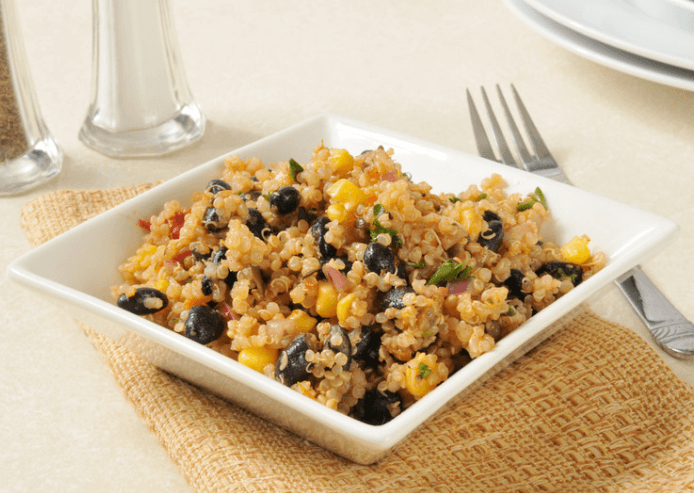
[324,266,348,290]
[219,302,238,320]
[447,278,471,294]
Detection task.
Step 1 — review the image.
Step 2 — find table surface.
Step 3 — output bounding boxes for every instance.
[3,1,694,491]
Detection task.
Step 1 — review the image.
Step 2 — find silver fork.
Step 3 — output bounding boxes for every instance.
[467,84,694,359]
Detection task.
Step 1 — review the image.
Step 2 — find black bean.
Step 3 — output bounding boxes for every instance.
[246,208,271,240]
[350,326,381,369]
[270,186,301,215]
[117,287,168,315]
[394,259,408,280]
[311,216,329,237]
[535,261,583,286]
[191,249,211,262]
[223,270,238,288]
[240,190,261,202]
[504,269,525,299]
[210,246,238,287]
[483,210,500,222]
[275,334,317,387]
[206,179,231,195]
[201,276,213,296]
[326,325,352,368]
[351,390,402,425]
[184,305,225,345]
[364,242,396,274]
[212,246,228,264]
[311,216,337,258]
[202,206,227,232]
[297,206,317,224]
[479,220,504,252]
[381,286,414,311]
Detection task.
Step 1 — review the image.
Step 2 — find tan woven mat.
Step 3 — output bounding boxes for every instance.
[20,185,694,493]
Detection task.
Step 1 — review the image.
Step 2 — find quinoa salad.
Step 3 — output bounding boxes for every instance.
[112,144,606,425]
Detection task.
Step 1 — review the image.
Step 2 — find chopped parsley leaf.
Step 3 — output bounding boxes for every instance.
[289,158,304,181]
[408,261,425,268]
[370,204,402,246]
[426,260,474,286]
[449,197,462,204]
[418,362,432,379]
[517,187,547,211]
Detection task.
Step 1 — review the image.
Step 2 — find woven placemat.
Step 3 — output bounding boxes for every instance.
[20,185,694,493]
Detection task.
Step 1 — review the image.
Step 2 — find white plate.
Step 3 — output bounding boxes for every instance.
[503,0,694,92]
[522,0,694,71]
[629,0,694,31]
[7,113,678,464]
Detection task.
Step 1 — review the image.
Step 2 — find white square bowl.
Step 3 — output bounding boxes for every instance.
[7,113,679,464]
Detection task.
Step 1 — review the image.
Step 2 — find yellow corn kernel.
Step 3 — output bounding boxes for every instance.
[460,208,483,239]
[329,149,355,174]
[405,361,431,399]
[135,244,158,267]
[315,281,338,318]
[326,203,348,223]
[288,309,317,333]
[336,293,356,326]
[327,179,367,207]
[154,278,169,293]
[561,235,591,264]
[238,346,278,373]
[294,381,317,400]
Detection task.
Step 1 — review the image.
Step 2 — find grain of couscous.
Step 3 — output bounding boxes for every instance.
[112,144,605,425]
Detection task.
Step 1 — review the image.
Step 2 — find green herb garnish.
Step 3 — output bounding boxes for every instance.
[502,306,516,317]
[557,269,577,284]
[534,187,546,208]
[289,158,304,181]
[370,204,402,246]
[451,193,486,204]
[418,362,432,379]
[408,261,425,269]
[426,260,474,286]
[517,187,547,211]
[262,192,272,202]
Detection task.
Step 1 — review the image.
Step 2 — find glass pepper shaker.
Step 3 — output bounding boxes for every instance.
[78,0,206,158]
[0,0,62,195]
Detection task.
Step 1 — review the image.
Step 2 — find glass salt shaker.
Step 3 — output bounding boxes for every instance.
[0,0,62,195]
[78,0,206,158]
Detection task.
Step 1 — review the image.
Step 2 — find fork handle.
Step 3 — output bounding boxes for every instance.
[616,266,694,358]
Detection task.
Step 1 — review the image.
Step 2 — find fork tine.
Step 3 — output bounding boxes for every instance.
[466,89,497,162]
[480,87,517,166]
[510,84,555,161]
[496,85,533,169]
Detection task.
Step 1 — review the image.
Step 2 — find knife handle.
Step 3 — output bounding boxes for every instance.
[616,266,694,358]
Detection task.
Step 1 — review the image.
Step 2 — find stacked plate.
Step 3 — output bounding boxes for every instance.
[502,0,694,91]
